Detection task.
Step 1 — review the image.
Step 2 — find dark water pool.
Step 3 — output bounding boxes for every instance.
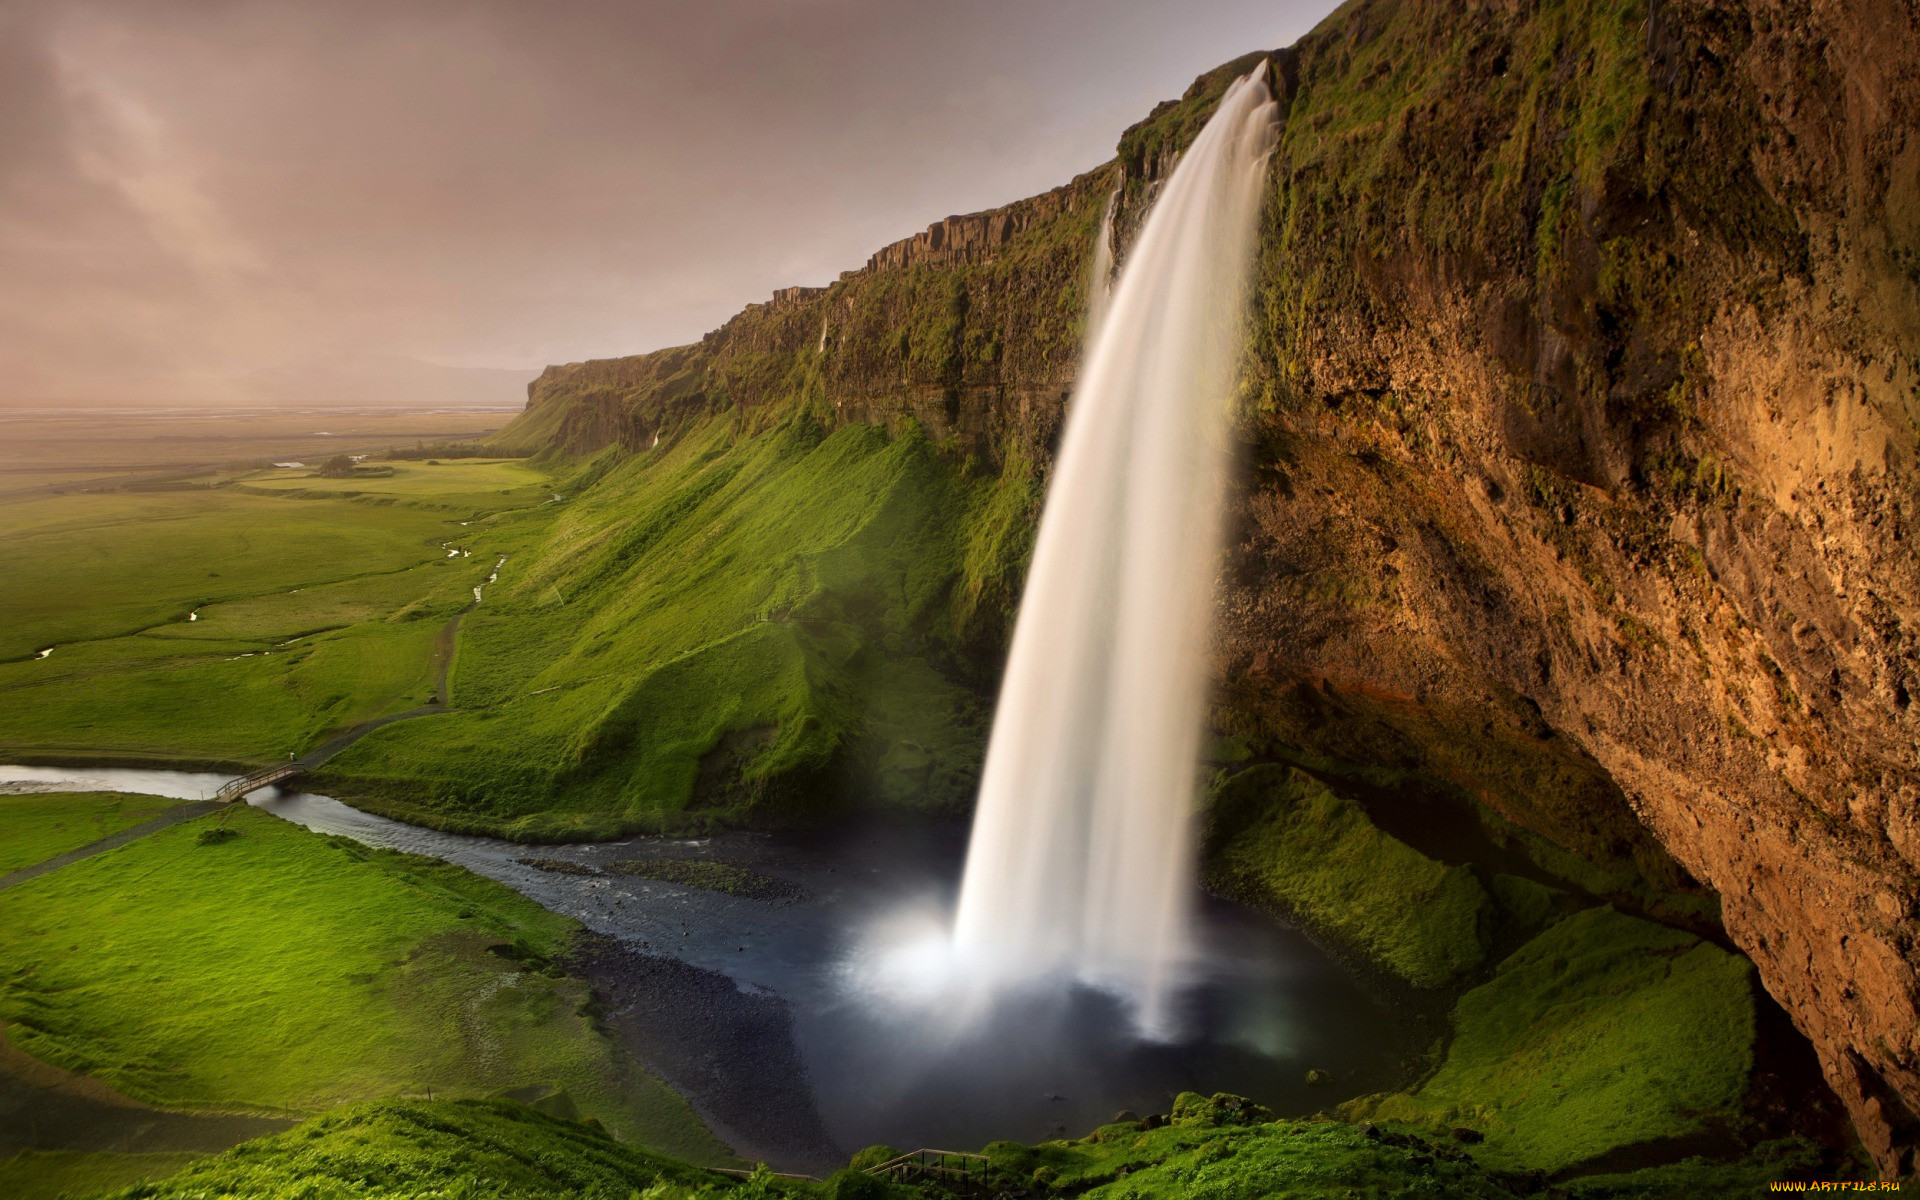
[0,766,1418,1174]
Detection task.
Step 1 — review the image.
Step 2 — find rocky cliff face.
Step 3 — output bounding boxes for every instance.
[509,162,1119,466]
[501,0,1920,1174]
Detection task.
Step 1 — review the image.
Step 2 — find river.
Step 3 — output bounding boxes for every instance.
[0,764,1416,1174]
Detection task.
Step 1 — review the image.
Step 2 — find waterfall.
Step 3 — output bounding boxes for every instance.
[948,68,1278,1035]
[1086,190,1117,339]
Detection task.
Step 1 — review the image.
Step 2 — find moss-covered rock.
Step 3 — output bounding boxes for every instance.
[1170,1092,1277,1129]
[1349,906,1757,1172]
[1207,763,1493,988]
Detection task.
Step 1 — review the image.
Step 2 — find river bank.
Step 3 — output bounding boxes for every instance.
[0,763,1420,1175]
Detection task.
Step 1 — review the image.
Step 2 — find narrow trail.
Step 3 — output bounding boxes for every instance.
[0,802,223,893]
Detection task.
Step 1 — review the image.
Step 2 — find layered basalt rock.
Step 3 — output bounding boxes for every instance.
[501,0,1920,1173]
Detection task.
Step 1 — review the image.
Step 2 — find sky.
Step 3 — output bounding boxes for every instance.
[1,0,1342,403]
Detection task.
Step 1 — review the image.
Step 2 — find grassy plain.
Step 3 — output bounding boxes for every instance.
[0,792,184,873]
[0,804,726,1164]
[236,457,554,511]
[0,460,554,766]
[0,394,1027,834]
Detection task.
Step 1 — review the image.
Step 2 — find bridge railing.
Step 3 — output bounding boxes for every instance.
[215,763,300,803]
[866,1149,994,1192]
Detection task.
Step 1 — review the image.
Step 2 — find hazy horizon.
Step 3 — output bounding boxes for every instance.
[3,0,1341,406]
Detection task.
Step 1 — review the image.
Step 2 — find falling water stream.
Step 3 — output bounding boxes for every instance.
[947,67,1279,1034]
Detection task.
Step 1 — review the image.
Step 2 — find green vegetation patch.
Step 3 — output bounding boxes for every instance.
[0,1149,201,1200]
[321,415,1020,836]
[103,1098,785,1200]
[1562,1138,1834,1198]
[236,458,553,513]
[982,1108,1831,1198]
[1352,906,1756,1172]
[1206,764,1492,988]
[0,791,185,873]
[981,1109,1517,1199]
[0,806,724,1163]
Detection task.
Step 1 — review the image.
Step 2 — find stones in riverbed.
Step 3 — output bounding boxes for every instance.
[515,856,599,876]
[607,857,803,902]
[513,854,804,903]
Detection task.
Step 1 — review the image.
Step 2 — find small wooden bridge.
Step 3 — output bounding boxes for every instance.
[215,763,301,802]
[212,694,456,804]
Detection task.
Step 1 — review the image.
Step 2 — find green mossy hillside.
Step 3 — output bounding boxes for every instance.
[1348,906,1757,1172]
[0,805,724,1163]
[0,792,184,873]
[1206,764,1494,988]
[318,414,1037,838]
[98,1099,783,1200]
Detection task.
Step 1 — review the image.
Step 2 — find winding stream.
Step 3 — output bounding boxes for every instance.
[0,764,1415,1173]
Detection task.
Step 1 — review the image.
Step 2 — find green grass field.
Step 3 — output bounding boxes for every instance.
[0,803,726,1165]
[0,792,184,873]
[236,458,553,512]
[0,466,556,766]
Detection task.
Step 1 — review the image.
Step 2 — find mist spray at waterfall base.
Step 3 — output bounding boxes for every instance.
[849,68,1280,1042]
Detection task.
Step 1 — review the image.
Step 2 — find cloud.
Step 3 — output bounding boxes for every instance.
[0,0,1340,402]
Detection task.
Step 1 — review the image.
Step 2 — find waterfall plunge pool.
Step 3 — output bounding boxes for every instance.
[0,764,1419,1175]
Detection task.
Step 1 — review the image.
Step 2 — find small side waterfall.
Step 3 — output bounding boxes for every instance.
[949,68,1278,1035]
[1085,190,1117,339]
